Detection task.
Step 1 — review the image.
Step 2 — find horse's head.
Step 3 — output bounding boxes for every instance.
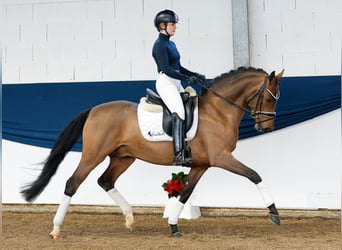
[247,70,284,133]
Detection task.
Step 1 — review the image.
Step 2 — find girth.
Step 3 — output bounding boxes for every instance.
[145,88,196,136]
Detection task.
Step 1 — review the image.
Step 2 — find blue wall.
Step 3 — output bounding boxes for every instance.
[3,76,341,151]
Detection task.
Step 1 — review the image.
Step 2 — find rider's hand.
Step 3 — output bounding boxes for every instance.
[187,76,199,84]
[197,74,206,83]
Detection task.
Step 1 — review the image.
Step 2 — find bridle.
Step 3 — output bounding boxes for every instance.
[196,75,280,125]
[246,76,280,125]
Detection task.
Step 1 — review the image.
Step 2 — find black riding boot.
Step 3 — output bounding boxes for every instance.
[172,113,192,167]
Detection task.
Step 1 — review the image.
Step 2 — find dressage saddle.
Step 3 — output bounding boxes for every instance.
[145,88,196,137]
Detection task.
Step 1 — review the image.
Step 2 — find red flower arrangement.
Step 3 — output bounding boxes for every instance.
[162,172,188,198]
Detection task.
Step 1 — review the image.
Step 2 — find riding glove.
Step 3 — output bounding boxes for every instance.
[186,76,200,84]
[196,73,206,83]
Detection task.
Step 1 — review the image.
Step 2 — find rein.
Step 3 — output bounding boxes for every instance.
[195,75,280,123]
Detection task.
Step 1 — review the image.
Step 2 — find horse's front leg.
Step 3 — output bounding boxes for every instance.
[213,152,280,225]
[168,167,207,237]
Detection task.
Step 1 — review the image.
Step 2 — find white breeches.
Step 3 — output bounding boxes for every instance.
[156,73,185,120]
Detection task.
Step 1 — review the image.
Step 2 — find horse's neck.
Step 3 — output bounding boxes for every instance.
[200,75,262,122]
[199,88,245,125]
[216,75,263,105]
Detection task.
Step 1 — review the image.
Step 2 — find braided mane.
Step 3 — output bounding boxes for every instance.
[213,67,267,82]
[199,67,268,95]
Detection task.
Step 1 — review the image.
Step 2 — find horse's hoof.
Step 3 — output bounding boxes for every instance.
[269,213,281,225]
[125,214,135,232]
[171,231,182,238]
[125,222,135,232]
[49,231,60,240]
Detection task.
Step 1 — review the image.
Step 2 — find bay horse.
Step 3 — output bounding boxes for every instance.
[21,67,284,239]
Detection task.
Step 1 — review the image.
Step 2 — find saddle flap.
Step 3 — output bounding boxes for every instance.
[146,89,164,106]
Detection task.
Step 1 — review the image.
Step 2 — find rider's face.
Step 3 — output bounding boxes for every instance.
[160,22,177,36]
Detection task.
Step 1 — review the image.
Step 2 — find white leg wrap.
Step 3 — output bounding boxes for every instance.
[107,188,132,215]
[53,194,71,226]
[256,181,274,207]
[167,199,185,225]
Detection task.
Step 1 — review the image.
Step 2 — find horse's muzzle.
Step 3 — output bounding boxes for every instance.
[262,127,274,133]
[255,124,274,133]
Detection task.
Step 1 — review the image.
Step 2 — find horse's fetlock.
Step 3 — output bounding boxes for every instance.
[250,172,262,184]
[97,176,113,191]
[64,177,76,196]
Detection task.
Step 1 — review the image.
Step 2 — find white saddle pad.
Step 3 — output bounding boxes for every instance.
[137,96,199,142]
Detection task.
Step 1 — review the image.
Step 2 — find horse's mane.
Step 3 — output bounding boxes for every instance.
[200,67,268,95]
[212,66,267,86]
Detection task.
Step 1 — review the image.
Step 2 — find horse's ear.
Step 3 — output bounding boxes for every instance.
[269,71,276,81]
[276,69,284,80]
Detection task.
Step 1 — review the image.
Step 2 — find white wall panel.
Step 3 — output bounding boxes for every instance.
[295,0,327,11]
[267,32,297,53]
[249,12,282,34]
[2,0,234,83]
[314,51,341,75]
[131,56,156,80]
[314,10,342,33]
[3,0,340,78]
[5,42,32,63]
[33,1,87,22]
[115,37,145,59]
[281,11,314,33]
[46,62,74,82]
[250,52,284,75]
[282,52,316,75]
[5,4,32,24]
[19,62,47,82]
[2,62,20,83]
[115,0,143,20]
[264,0,295,11]
[102,59,131,81]
[87,40,115,61]
[21,22,46,44]
[2,23,20,45]
[73,20,98,42]
[327,0,342,9]
[86,0,115,20]
[297,32,330,53]
[74,61,102,81]
[249,0,342,76]
[59,41,88,63]
[45,42,62,63]
[47,21,77,42]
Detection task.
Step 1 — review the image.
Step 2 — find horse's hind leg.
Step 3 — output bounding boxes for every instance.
[49,156,104,239]
[97,156,136,232]
[215,154,280,225]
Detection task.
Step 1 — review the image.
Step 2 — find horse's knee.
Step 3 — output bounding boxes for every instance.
[97,175,113,191]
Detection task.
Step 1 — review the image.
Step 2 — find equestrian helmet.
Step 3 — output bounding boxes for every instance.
[154,9,179,30]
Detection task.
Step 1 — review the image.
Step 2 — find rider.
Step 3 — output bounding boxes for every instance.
[152,9,205,167]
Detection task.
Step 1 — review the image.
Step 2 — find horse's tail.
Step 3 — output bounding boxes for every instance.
[21,109,91,202]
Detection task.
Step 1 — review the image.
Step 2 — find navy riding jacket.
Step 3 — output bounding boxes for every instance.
[152,33,197,82]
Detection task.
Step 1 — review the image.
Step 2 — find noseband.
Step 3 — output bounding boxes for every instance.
[196,75,280,125]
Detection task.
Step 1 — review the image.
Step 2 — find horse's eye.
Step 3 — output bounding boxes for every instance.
[265,98,273,103]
